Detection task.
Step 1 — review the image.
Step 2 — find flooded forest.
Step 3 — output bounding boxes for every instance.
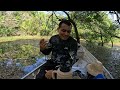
[0,11,120,79]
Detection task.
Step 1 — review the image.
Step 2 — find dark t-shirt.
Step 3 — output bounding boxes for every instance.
[40,35,78,67]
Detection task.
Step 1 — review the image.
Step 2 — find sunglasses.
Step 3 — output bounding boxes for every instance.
[61,29,71,33]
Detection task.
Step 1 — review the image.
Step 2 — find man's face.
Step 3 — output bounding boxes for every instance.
[58,23,72,40]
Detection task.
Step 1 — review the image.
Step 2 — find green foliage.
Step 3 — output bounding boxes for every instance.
[16,45,39,58]
[0,42,40,65]
[0,11,120,46]
[70,11,120,46]
[0,26,17,37]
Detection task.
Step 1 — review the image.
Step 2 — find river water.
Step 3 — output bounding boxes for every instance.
[83,43,120,79]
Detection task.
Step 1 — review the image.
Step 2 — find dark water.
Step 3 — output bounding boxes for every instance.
[82,43,120,79]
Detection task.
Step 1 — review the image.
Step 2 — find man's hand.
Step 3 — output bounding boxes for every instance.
[45,70,53,79]
[40,39,47,51]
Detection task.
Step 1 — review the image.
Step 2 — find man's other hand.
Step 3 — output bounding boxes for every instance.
[45,70,53,79]
[40,39,47,51]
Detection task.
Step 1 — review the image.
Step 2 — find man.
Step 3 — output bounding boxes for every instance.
[36,19,78,79]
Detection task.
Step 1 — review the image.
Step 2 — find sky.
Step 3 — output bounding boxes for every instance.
[40,11,67,17]
[108,13,117,21]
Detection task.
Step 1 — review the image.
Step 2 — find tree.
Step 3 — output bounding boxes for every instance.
[69,11,120,46]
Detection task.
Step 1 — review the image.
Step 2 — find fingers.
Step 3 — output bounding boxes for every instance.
[40,39,47,50]
[45,70,53,72]
[40,39,45,45]
[40,39,48,45]
[45,70,48,72]
[40,42,47,47]
[40,39,44,43]
[45,70,53,79]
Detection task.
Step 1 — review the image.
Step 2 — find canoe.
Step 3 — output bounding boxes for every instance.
[21,44,113,79]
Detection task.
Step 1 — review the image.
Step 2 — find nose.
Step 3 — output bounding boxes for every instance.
[64,31,70,35]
